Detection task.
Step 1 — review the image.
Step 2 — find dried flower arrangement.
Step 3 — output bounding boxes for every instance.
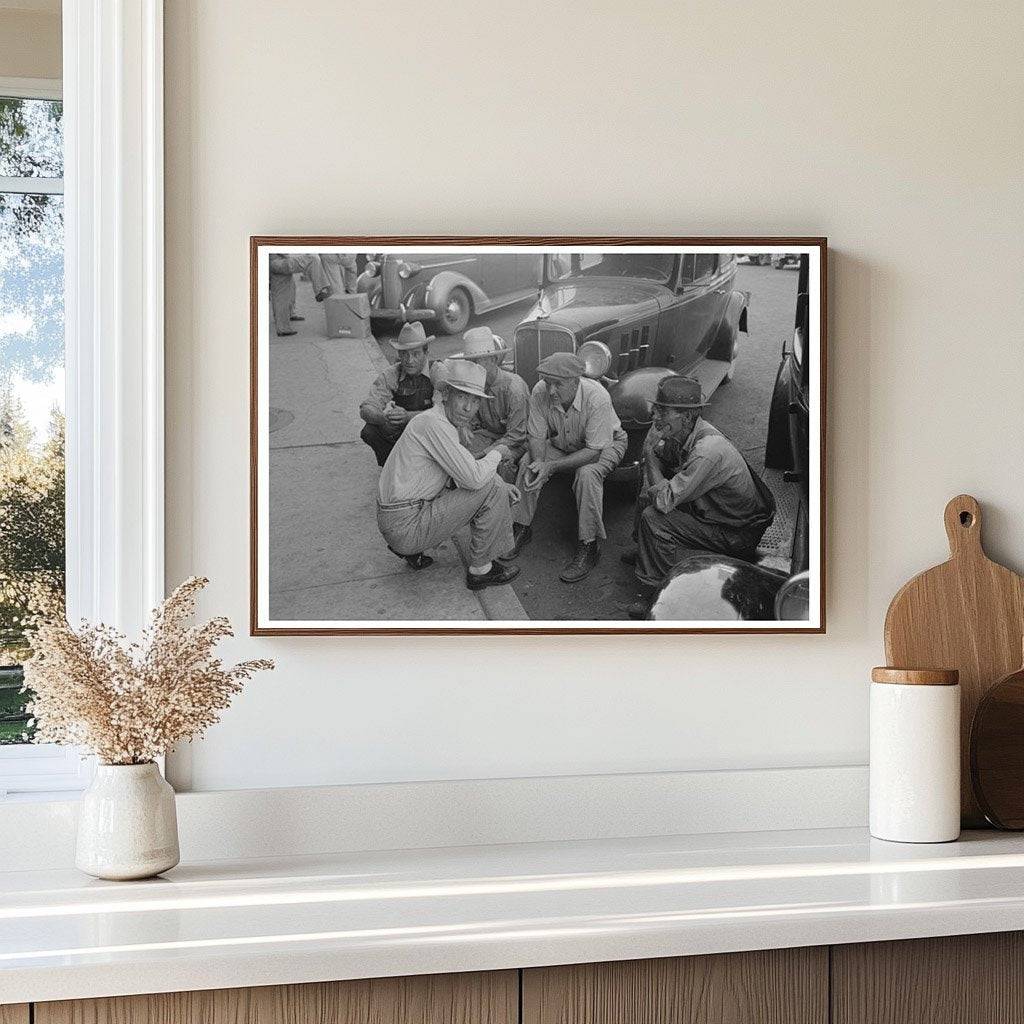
[22,576,273,765]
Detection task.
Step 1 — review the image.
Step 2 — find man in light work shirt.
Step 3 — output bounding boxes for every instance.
[377,359,521,591]
[452,326,529,482]
[359,321,436,467]
[504,351,627,583]
[625,375,776,617]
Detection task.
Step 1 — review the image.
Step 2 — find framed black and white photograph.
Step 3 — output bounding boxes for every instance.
[250,237,826,635]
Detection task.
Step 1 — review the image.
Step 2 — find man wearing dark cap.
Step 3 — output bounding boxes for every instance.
[504,351,627,583]
[625,375,776,617]
[452,326,530,482]
[359,321,436,466]
[376,358,521,591]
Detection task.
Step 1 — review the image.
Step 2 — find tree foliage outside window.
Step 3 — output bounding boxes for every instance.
[0,95,65,745]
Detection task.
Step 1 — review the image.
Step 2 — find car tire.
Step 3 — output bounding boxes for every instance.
[437,286,471,335]
[764,361,794,471]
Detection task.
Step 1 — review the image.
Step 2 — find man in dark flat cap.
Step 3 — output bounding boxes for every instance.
[359,321,436,467]
[503,351,627,583]
[624,375,776,617]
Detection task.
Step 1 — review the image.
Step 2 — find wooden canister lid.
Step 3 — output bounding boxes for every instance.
[871,666,960,686]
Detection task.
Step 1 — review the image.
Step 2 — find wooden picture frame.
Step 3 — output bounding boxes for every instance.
[250,237,827,635]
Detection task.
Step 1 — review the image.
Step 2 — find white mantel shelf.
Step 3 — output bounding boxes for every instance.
[4,828,1024,1004]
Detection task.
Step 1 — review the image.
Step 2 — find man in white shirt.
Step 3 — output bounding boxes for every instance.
[376,359,521,591]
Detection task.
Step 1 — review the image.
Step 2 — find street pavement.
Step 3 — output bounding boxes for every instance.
[268,263,799,623]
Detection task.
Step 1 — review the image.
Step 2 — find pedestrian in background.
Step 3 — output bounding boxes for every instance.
[269,253,333,336]
[318,252,358,295]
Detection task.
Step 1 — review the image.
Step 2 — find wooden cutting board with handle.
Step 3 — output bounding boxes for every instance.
[884,494,1024,826]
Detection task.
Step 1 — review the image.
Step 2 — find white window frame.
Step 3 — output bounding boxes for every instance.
[0,0,165,798]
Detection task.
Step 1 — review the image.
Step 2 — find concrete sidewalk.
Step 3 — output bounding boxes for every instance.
[267,281,526,623]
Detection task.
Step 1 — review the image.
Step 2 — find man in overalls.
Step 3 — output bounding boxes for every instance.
[359,321,435,467]
[624,375,776,618]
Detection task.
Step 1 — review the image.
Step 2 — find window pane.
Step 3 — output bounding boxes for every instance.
[0,189,65,745]
[694,253,718,279]
[0,98,63,179]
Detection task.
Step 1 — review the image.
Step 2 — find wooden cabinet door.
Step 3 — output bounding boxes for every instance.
[0,1006,29,1024]
[523,948,828,1024]
[832,932,1024,1024]
[35,971,517,1024]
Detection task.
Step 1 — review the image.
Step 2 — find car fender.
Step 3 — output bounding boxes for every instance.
[424,271,488,318]
[400,281,429,310]
[727,289,750,333]
[708,289,750,361]
[649,553,786,622]
[606,366,676,430]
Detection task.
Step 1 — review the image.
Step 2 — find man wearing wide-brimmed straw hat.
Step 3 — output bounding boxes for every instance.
[503,351,628,584]
[624,375,776,618]
[451,326,529,482]
[376,358,521,591]
[359,321,436,467]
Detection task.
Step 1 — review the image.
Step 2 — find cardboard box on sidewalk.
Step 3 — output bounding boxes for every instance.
[325,293,372,339]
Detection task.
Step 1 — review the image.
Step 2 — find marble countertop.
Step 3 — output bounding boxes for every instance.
[4,826,1024,1004]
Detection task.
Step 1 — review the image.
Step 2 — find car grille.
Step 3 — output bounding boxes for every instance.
[515,325,575,386]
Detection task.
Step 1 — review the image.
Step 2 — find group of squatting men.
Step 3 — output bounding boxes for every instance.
[361,322,775,618]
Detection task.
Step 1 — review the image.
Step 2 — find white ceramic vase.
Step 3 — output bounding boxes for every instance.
[76,762,180,880]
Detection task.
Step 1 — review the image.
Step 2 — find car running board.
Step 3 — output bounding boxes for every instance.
[687,356,732,398]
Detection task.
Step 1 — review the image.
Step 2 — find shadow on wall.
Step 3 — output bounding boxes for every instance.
[826,250,872,630]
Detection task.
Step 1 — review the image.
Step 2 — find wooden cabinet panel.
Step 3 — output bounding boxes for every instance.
[522,948,828,1024]
[35,970,517,1024]
[832,932,1024,1024]
[0,1006,29,1024]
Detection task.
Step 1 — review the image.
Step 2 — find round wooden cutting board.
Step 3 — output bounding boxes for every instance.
[884,495,1024,826]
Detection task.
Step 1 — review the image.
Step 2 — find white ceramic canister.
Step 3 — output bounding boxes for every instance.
[870,667,961,843]
[76,762,180,880]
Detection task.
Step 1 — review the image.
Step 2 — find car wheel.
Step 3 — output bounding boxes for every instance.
[438,286,471,335]
[764,361,793,471]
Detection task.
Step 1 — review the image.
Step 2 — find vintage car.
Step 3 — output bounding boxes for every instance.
[649,253,814,622]
[510,251,749,478]
[357,253,539,335]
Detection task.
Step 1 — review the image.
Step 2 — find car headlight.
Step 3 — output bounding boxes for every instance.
[397,260,421,280]
[578,340,612,379]
[774,570,810,621]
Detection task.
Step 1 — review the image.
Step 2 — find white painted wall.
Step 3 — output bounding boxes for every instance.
[163,0,1024,792]
[0,6,60,80]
